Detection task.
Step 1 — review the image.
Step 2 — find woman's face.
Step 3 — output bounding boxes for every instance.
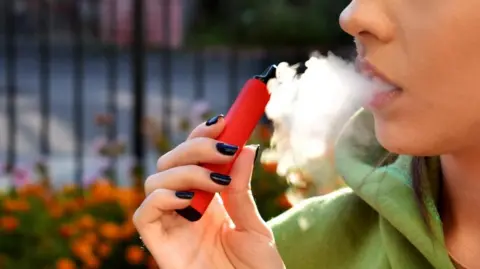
[339,0,480,156]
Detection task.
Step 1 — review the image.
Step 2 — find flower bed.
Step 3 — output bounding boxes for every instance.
[0,181,153,269]
[0,103,345,268]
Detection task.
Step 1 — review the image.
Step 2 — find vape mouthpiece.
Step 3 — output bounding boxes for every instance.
[254,65,277,83]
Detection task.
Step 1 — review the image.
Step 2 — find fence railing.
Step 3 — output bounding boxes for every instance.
[0,0,352,187]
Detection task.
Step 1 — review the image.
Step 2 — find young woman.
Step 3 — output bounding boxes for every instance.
[133,0,480,268]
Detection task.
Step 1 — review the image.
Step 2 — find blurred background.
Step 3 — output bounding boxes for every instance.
[0,0,353,268]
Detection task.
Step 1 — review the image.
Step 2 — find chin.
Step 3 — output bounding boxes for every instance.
[373,118,439,156]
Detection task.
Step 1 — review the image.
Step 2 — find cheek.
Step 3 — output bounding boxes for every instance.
[380,8,480,154]
[399,2,480,86]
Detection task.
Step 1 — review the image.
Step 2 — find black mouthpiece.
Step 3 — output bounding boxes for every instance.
[254,65,277,83]
[295,62,307,75]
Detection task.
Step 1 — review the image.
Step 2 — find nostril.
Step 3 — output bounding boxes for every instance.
[359,31,369,36]
[359,31,375,39]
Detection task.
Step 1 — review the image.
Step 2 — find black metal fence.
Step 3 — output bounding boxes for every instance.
[0,0,351,187]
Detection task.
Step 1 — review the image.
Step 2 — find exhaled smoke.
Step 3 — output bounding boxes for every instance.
[263,52,392,178]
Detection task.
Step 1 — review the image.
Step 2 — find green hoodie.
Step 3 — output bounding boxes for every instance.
[267,109,456,269]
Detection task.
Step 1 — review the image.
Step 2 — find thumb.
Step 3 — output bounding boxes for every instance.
[220,145,271,236]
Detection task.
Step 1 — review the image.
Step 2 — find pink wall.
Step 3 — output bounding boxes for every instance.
[100,0,184,48]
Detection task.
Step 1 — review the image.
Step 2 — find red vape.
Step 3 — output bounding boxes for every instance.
[175,65,277,222]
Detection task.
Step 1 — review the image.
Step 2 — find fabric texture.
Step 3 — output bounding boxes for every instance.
[267,109,455,269]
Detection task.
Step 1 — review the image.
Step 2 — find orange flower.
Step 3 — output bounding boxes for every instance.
[75,197,85,208]
[59,224,76,238]
[0,216,19,232]
[99,222,121,240]
[83,232,97,245]
[71,239,93,258]
[17,184,46,198]
[120,221,136,239]
[96,243,111,258]
[63,200,81,213]
[125,245,144,265]
[49,205,63,219]
[3,199,30,212]
[276,194,292,209]
[77,215,95,230]
[56,258,77,269]
[257,124,272,141]
[261,162,278,174]
[82,255,100,269]
[90,180,115,202]
[115,187,142,209]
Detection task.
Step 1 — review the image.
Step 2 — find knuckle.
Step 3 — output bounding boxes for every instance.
[156,152,170,172]
[144,173,170,194]
[185,138,200,152]
[132,208,142,228]
[190,136,212,147]
[144,174,156,193]
[189,137,216,156]
[175,138,207,161]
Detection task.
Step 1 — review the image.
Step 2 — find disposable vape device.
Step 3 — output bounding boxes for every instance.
[176,65,277,222]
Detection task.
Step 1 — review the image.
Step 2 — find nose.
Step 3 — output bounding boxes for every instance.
[339,0,394,43]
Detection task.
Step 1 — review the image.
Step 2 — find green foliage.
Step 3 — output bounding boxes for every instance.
[0,183,150,269]
[187,0,352,47]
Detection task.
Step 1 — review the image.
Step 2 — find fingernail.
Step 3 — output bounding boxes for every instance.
[175,191,194,199]
[210,173,231,186]
[254,145,261,163]
[216,142,238,156]
[206,114,224,126]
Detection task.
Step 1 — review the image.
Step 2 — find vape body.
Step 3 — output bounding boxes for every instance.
[175,65,277,222]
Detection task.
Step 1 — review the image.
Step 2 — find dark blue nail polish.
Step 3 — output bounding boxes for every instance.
[175,191,194,199]
[216,143,238,156]
[210,173,231,186]
[206,114,224,126]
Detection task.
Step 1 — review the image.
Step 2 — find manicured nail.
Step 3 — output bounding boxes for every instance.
[175,191,194,199]
[254,145,261,163]
[206,114,224,126]
[210,173,231,186]
[216,143,238,156]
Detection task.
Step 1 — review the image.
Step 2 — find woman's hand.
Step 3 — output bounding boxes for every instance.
[133,115,285,269]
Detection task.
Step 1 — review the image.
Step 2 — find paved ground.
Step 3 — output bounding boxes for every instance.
[0,42,271,186]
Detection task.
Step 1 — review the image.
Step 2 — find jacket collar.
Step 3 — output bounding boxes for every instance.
[334,109,453,268]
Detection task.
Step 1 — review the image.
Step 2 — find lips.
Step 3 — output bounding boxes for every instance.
[356,58,401,91]
[355,58,403,109]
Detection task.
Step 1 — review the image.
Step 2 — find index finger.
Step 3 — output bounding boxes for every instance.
[187,114,225,140]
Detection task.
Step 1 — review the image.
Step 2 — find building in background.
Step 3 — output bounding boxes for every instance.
[1,0,196,48]
[100,0,193,49]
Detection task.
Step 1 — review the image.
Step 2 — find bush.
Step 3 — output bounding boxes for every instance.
[0,181,151,269]
[187,0,352,47]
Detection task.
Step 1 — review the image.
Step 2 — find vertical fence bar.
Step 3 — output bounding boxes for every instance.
[161,0,172,142]
[193,49,205,100]
[39,0,51,157]
[106,0,118,181]
[132,0,146,169]
[72,4,85,185]
[227,1,239,105]
[5,1,17,171]
[227,50,238,105]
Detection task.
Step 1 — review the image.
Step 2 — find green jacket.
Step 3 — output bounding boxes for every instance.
[267,109,456,269]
